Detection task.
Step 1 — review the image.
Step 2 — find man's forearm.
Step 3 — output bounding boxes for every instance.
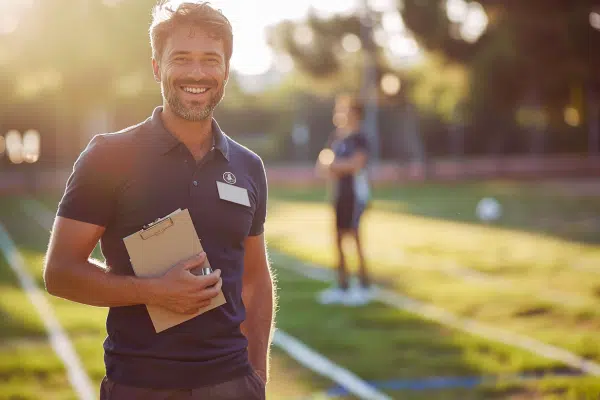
[44,258,151,307]
[241,269,275,382]
[330,159,358,175]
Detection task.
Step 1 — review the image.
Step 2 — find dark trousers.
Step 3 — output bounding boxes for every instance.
[100,372,265,400]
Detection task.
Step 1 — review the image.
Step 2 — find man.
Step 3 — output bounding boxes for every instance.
[315,94,373,306]
[43,2,274,399]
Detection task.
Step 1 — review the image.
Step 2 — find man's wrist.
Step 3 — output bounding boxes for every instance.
[126,275,157,306]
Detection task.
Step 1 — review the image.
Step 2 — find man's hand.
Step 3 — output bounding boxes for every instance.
[315,148,335,178]
[146,252,222,314]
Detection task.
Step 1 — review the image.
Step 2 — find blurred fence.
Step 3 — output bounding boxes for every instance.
[268,155,600,186]
[0,155,599,195]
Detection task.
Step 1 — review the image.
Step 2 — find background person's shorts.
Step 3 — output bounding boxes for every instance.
[335,198,366,230]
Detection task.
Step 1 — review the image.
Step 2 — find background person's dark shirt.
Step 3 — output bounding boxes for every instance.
[57,107,268,389]
[329,130,370,204]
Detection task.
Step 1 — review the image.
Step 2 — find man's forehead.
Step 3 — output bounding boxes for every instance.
[165,24,225,52]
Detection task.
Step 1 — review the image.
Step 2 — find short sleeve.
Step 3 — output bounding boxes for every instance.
[57,135,118,227]
[248,157,268,236]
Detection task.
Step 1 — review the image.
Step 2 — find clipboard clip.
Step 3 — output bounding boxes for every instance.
[140,216,174,240]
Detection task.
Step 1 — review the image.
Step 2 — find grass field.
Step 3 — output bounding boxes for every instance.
[1,180,600,399]
[0,197,331,400]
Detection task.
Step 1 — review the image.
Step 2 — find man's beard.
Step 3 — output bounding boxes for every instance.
[162,79,224,121]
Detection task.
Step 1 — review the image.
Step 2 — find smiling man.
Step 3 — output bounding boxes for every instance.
[43,2,274,399]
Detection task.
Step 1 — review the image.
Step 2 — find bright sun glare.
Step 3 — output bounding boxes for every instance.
[2,0,420,76]
[211,0,361,76]
[0,0,34,34]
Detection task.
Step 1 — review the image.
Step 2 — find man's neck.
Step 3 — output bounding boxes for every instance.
[161,105,214,160]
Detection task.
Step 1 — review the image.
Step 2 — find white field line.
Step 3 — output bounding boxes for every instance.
[21,198,56,232]
[0,222,96,400]
[273,331,392,400]
[276,256,600,377]
[22,199,391,400]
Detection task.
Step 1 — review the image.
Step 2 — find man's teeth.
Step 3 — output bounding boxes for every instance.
[183,87,208,94]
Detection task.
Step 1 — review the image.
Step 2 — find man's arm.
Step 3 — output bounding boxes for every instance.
[328,150,368,175]
[44,216,221,312]
[241,233,275,384]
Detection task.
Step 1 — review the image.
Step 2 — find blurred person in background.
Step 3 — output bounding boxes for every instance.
[43,2,273,399]
[315,94,373,306]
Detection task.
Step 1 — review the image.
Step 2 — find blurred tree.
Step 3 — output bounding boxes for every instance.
[267,10,402,101]
[2,0,160,155]
[267,0,600,153]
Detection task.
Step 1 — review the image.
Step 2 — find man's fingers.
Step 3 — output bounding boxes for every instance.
[194,299,211,309]
[214,277,223,292]
[195,278,222,300]
[200,270,220,286]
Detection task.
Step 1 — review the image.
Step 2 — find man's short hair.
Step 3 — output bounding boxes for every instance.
[150,1,233,65]
[336,94,365,121]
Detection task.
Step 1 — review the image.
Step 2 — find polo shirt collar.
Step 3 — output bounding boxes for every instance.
[149,106,230,161]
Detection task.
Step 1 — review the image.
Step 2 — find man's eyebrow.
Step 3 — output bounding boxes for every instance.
[202,51,223,59]
[170,50,191,57]
[169,50,222,59]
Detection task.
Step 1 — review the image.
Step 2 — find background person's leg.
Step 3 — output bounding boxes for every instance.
[352,228,370,289]
[342,203,374,306]
[335,230,350,290]
[318,202,353,304]
[352,203,370,289]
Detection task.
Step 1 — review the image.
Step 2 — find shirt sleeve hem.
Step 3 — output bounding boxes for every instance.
[56,209,109,228]
[247,226,265,237]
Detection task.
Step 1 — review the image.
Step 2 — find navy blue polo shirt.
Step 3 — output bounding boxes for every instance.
[57,106,267,389]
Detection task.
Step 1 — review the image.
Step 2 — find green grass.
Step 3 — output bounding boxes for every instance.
[0,248,76,400]
[0,196,331,400]
[2,181,600,399]
[269,181,600,245]
[271,254,600,400]
[265,182,600,398]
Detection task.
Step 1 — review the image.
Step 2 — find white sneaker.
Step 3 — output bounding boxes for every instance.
[317,287,348,305]
[343,286,373,306]
[359,285,376,301]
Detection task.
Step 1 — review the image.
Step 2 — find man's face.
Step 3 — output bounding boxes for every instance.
[333,104,355,129]
[153,23,229,121]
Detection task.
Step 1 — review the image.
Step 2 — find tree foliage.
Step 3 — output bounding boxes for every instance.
[268,1,600,125]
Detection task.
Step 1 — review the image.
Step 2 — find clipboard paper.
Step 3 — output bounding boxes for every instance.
[123,208,226,333]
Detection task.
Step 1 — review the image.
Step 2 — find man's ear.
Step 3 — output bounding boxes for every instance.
[224,63,230,86]
[152,58,161,82]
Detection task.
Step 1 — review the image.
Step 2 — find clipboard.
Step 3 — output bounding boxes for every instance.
[123,208,226,333]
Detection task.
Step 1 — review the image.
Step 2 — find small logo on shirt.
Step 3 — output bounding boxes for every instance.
[223,172,236,185]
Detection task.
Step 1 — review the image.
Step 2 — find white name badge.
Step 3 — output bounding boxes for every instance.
[216,181,251,207]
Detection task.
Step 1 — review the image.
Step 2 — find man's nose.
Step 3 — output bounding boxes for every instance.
[187,63,210,80]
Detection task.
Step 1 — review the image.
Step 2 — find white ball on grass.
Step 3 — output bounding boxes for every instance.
[476,197,502,222]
